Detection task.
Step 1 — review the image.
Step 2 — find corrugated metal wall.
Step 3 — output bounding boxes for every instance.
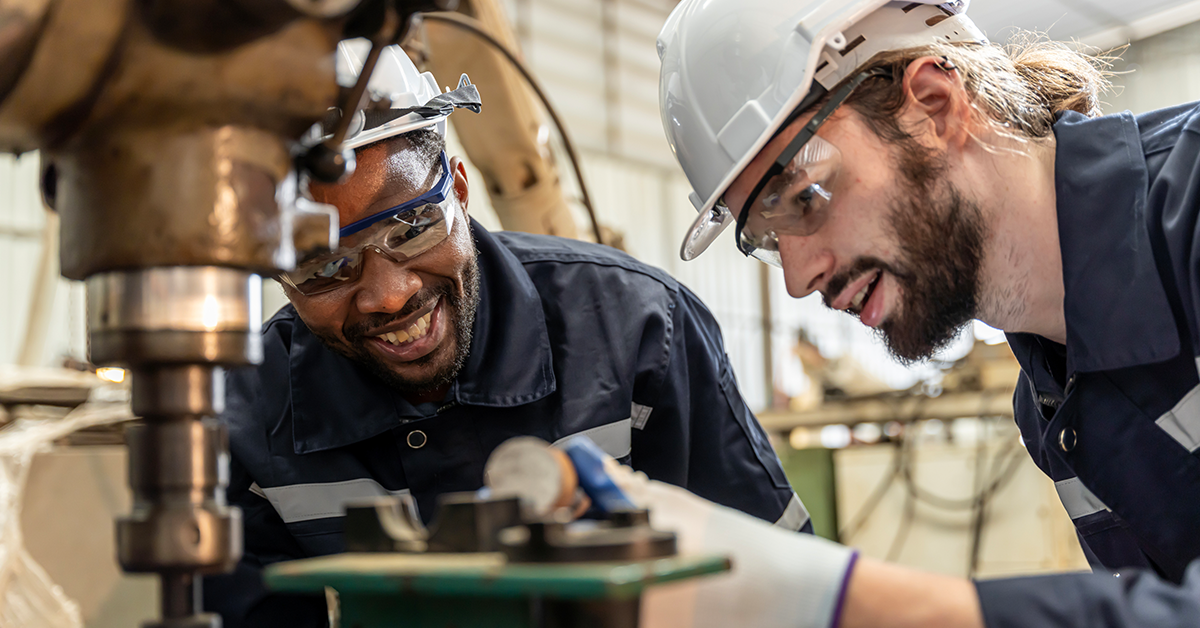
[1106,20,1200,115]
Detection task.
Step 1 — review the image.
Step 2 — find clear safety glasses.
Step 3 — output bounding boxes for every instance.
[733,68,890,267]
[281,152,455,296]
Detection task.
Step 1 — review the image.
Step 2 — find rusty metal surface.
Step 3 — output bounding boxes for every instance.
[0,0,129,152]
[4,11,343,274]
[0,4,441,625]
[138,0,302,52]
[0,0,54,106]
[58,127,290,276]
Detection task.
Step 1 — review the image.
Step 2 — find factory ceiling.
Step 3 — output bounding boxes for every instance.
[967,0,1200,49]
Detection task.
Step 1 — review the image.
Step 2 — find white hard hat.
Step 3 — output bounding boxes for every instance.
[657,0,987,261]
[310,38,482,151]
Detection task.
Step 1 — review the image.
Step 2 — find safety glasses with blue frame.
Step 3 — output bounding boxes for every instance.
[282,151,456,296]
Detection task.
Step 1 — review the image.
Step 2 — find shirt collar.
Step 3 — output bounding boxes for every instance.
[288,219,556,454]
[1015,110,1180,376]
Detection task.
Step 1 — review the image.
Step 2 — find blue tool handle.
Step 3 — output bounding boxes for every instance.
[562,436,637,512]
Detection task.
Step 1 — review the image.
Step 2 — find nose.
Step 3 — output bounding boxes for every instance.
[777,235,835,298]
[351,248,422,314]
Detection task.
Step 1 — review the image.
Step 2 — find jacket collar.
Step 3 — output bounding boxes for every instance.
[288,219,556,454]
[1009,110,1179,377]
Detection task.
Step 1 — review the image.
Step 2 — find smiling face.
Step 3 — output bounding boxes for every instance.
[288,130,481,399]
[724,65,987,363]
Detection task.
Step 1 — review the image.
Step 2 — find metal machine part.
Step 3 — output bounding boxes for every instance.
[89,267,260,628]
[87,268,263,366]
[344,492,522,554]
[345,490,676,563]
[345,496,429,553]
[499,511,676,564]
[334,437,680,628]
[427,493,523,552]
[288,479,695,628]
[0,0,450,625]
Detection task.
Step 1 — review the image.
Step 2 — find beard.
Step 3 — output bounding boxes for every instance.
[315,247,482,397]
[826,141,986,364]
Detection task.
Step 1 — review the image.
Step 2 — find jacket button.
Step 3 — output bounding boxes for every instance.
[407,430,427,449]
[1059,427,1076,452]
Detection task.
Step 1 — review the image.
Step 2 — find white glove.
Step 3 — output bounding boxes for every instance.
[607,462,859,628]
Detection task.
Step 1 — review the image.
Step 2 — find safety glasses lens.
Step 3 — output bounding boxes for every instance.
[285,202,453,296]
[743,134,840,249]
[285,251,362,295]
[748,246,783,268]
[381,203,450,258]
[682,204,734,261]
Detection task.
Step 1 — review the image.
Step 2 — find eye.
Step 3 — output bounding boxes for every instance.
[789,183,831,216]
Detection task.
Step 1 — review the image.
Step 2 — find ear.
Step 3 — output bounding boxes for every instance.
[449,155,470,217]
[898,56,973,151]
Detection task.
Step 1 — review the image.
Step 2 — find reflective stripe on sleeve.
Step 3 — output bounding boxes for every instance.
[774,493,811,531]
[552,418,632,459]
[1156,383,1200,453]
[259,478,417,524]
[1054,477,1109,520]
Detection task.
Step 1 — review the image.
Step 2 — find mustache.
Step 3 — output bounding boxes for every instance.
[342,284,452,342]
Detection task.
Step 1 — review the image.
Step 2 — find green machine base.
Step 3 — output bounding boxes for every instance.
[264,552,730,628]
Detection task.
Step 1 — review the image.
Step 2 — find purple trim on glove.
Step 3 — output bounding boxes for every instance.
[830,550,860,628]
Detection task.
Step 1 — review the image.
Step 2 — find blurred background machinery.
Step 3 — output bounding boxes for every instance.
[0,1,456,626]
[1,0,1200,626]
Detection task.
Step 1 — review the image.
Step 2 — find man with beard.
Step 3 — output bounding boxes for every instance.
[612,0,1200,627]
[203,41,807,627]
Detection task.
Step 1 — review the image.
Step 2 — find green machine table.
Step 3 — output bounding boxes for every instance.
[264,552,730,628]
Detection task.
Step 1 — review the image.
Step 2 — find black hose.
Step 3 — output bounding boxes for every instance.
[420,11,606,245]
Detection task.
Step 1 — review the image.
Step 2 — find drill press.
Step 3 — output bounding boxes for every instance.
[0,1,446,624]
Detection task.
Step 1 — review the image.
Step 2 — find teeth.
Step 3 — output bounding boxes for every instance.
[847,273,879,313]
[376,311,434,346]
[850,284,869,310]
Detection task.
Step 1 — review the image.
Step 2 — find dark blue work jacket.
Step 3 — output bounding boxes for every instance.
[978,102,1200,626]
[204,222,806,627]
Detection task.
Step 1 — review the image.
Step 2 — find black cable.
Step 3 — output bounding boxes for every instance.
[838,438,903,543]
[967,412,992,576]
[419,12,606,246]
[887,478,916,562]
[836,394,925,543]
[836,389,1030,569]
[885,431,920,562]
[967,430,1027,576]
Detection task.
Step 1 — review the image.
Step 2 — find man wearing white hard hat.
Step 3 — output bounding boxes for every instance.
[633,0,1200,626]
[203,39,810,626]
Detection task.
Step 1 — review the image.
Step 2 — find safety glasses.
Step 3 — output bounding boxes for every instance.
[281,152,455,296]
[734,68,890,267]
